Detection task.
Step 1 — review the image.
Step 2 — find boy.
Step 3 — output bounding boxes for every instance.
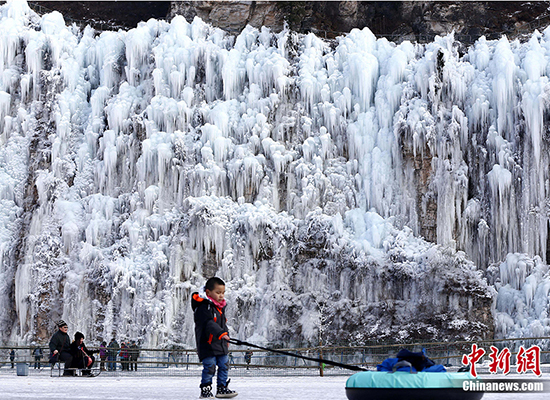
[192,277,238,398]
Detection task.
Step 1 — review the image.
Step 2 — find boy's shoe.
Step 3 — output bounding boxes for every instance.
[200,383,214,399]
[216,380,238,398]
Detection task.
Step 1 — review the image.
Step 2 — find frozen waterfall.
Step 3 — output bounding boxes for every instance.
[0,1,548,347]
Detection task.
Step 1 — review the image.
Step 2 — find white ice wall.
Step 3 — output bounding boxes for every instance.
[0,1,547,346]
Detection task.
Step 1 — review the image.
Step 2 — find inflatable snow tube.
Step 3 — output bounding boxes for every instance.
[346,371,484,400]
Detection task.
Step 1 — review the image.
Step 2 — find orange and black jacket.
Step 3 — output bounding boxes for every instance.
[191,292,229,361]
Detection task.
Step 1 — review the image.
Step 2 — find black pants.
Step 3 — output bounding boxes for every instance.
[74,355,95,375]
[59,351,73,375]
[130,357,137,371]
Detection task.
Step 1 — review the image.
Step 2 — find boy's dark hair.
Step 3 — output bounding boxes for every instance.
[205,277,225,291]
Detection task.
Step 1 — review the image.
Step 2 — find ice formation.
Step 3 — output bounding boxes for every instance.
[0,1,548,347]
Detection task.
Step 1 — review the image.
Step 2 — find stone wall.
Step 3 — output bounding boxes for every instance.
[28,1,550,41]
[169,1,550,40]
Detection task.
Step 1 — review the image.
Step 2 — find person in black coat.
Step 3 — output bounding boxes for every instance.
[9,349,15,368]
[107,338,119,371]
[129,340,139,371]
[70,331,96,375]
[48,320,73,375]
[192,277,237,398]
[33,346,43,369]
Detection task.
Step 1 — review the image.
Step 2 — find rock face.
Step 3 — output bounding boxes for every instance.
[169,1,283,33]
[31,1,171,29]
[30,1,550,41]
[169,1,550,41]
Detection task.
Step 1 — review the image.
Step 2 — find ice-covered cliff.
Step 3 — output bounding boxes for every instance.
[0,1,547,347]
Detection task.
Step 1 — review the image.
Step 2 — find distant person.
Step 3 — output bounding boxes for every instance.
[70,332,96,375]
[48,320,73,376]
[192,277,238,398]
[129,340,139,371]
[9,349,15,368]
[107,338,119,371]
[244,350,252,370]
[168,349,179,367]
[32,346,43,369]
[120,342,129,371]
[99,341,107,371]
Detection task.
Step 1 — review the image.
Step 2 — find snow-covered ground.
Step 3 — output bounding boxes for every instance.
[0,374,547,400]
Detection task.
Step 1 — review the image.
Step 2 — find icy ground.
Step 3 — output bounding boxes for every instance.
[0,374,547,400]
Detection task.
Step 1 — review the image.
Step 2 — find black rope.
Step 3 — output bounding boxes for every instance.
[228,338,367,372]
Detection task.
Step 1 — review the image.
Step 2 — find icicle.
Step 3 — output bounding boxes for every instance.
[125,24,153,86]
[2,1,550,347]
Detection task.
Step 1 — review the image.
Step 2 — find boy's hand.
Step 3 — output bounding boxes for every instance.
[222,335,230,341]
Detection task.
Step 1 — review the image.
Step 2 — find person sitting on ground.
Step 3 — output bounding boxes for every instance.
[48,320,73,376]
[70,332,96,375]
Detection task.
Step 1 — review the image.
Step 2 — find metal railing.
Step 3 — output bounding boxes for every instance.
[1,336,548,377]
